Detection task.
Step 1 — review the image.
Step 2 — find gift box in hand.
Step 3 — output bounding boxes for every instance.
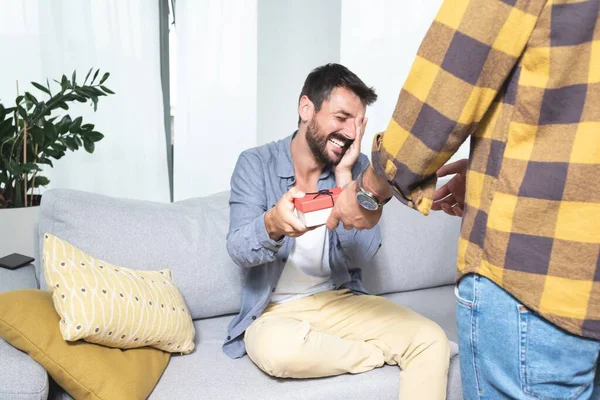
[294,187,342,228]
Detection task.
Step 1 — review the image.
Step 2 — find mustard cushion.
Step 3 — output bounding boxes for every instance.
[42,234,195,354]
[0,290,170,400]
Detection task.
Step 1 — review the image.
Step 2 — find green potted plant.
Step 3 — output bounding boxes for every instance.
[0,69,113,258]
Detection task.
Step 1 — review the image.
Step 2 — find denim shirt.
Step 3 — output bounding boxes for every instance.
[223,133,382,359]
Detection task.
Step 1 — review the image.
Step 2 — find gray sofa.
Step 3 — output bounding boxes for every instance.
[0,188,463,400]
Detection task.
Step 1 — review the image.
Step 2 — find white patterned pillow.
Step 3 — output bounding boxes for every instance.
[42,234,195,354]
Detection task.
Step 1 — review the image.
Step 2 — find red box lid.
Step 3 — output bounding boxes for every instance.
[294,187,342,213]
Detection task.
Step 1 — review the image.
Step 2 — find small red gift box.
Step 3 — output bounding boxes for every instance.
[294,187,342,227]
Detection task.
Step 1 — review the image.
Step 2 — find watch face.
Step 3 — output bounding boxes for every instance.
[356,191,379,211]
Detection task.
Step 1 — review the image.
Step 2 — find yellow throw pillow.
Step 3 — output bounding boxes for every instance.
[0,290,170,400]
[43,234,195,354]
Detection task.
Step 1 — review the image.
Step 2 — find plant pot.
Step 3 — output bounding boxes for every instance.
[0,205,41,262]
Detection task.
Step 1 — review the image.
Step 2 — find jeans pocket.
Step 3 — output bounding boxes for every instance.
[455,274,476,308]
[518,306,600,400]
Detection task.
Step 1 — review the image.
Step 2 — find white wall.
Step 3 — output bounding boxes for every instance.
[257,0,341,145]
[340,0,470,163]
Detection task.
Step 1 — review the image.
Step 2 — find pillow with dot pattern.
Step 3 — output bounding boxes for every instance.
[42,233,195,354]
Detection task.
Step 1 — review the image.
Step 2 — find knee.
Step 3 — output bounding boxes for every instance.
[418,321,450,360]
[245,321,309,378]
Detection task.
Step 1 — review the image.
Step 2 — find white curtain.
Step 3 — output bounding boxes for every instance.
[340,0,470,163]
[0,0,170,202]
[174,0,257,200]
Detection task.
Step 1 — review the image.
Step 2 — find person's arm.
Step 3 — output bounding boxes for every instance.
[226,152,282,268]
[226,151,311,268]
[336,154,382,262]
[368,0,547,215]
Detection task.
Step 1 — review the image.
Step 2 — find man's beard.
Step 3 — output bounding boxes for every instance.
[305,118,352,168]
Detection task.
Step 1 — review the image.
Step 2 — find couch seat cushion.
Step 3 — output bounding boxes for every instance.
[149,285,461,400]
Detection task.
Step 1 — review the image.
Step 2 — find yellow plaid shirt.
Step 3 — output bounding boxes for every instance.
[372,0,600,339]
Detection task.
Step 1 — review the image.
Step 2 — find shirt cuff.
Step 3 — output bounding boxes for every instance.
[254,212,284,252]
[371,133,434,216]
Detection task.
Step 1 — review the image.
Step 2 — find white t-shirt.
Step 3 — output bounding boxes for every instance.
[270,225,335,303]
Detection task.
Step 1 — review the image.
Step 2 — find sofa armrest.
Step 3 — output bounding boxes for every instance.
[0,264,39,293]
[0,339,49,400]
[0,264,48,400]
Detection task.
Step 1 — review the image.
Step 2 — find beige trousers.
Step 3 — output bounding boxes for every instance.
[245,289,450,399]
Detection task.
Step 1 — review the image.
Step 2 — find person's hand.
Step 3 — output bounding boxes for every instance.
[335,116,368,173]
[265,187,311,240]
[432,159,467,217]
[326,180,383,231]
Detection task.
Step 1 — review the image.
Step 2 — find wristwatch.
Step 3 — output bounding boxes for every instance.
[355,170,391,211]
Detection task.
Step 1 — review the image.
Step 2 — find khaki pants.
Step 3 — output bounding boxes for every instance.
[245,289,450,399]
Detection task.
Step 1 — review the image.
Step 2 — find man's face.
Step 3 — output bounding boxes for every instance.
[305,87,366,167]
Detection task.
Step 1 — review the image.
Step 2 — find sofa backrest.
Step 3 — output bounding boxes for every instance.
[360,198,459,294]
[38,189,460,320]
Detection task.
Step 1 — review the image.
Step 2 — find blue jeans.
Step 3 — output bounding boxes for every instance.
[456,274,600,399]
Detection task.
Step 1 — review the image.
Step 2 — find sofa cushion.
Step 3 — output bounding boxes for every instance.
[361,199,460,295]
[42,234,195,353]
[149,285,461,400]
[39,189,243,320]
[150,339,461,400]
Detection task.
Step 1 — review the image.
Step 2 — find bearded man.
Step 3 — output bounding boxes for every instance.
[223,64,450,399]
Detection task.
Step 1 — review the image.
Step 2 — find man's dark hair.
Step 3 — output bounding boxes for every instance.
[298,63,377,124]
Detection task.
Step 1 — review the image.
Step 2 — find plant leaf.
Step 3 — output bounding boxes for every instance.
[71,70,77,85]
[16,95,24,105]
[30,125,45,146]
[44,122,58,141]
[0,118,14,138]
[21,163,42,173]
[87,87,105,97]
[84,67,93,85]
[99,72,110,84]
[69,116,82,133]
[84,140,95,153]
[57,102,69,110]
[57,115,72,134]
[32,82,51,95]
[24,92,38,106]
[43,147,60,158]
[85,131,105,142]
[100,86,115,95]
[46,78,53,96]
[64,137,78,150]
[38,157,54,168]
[61,75,68,90]
[81,123,95,131]
[33,176,50,187]
[91,69,99,85]
[17,105,27,120]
